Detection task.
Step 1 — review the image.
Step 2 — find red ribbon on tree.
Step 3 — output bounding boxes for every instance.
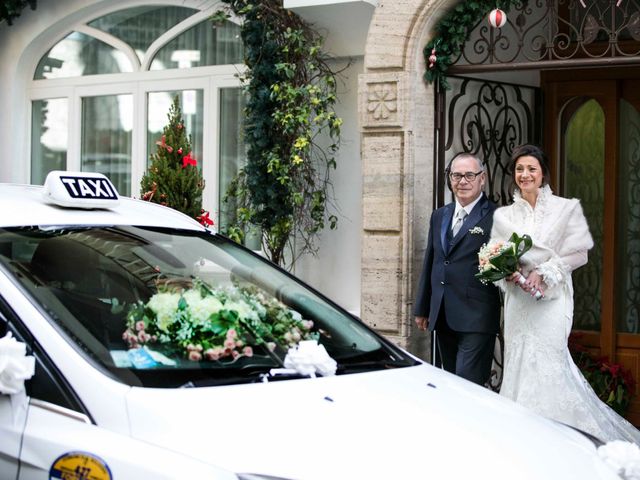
[182,152,197,168]
[155,135,173,153]
[197,209,214,227]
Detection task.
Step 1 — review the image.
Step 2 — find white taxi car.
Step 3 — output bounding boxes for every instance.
[0,172,625,479]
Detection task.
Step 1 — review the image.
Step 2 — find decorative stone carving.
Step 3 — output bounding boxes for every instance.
[367,81,398,121]
[360,73,407,129]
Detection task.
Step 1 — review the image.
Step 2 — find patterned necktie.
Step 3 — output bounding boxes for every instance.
[452,209,468,237]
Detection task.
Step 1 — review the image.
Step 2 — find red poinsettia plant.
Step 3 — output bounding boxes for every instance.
[569,332,636,416]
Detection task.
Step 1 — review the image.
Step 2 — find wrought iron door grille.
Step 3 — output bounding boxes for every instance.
[449,0,640,72]
[434,76,541,208]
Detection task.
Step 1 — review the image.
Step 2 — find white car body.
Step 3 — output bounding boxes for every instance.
[0,173,623,480]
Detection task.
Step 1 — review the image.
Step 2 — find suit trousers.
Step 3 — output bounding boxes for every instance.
[435,308,496,386]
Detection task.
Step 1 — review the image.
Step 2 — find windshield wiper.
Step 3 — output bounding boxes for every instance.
[336,358,417,373]
[177,366,311,388]
[259,368,315,382]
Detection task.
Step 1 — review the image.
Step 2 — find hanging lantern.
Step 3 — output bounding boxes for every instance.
[488,8,507,28]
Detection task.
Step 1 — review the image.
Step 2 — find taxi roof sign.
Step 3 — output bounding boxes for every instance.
[43,171,120,209]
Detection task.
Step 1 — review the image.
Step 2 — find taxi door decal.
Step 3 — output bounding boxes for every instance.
[49,451,112,480]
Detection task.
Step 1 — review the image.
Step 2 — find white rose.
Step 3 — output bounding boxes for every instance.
[147,292,181,332]
[225,300,257,321]
[190,296,224,324]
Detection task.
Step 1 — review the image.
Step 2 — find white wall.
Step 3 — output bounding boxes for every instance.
[293,57,363,317]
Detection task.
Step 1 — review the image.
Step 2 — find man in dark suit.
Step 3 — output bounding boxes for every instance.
[414,153,501,386]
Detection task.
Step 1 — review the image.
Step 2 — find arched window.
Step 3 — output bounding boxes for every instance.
[29,5,246,230]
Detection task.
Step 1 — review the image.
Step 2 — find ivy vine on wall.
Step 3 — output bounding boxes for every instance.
[423,0,520,89]
[0,0,37,25]
[213,0,343,268]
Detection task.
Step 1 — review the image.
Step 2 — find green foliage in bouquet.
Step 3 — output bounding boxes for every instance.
[476,232,532,284]
[569,334,636,417]
[140,95,206,222]
[123,279,316,362]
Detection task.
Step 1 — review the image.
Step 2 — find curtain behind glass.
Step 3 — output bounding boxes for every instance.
[618,99,640,334]
[564,98,605,331]
[88,6,197,62]
[218,88,259,250]
[81,95,133,195]
[34,32,130,80]
[31,99,68,184]
[150,20,243,70]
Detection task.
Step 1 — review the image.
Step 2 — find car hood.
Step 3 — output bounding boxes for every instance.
[124,364,618,480]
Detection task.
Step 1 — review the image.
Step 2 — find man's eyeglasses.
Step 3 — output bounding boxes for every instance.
[449,171,483,183]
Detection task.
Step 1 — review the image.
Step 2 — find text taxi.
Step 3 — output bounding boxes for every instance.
[0,172,624,479]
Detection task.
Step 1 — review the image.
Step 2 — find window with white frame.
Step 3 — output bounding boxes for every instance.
[29,5,247,232]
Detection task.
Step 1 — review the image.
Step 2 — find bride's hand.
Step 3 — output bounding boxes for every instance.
[507,271,521,283]
[524,271,546,297]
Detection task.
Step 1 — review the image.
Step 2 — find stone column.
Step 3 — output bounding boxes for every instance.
[359,0,453,358]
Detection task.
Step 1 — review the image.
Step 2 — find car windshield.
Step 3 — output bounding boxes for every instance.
[0,226,415,387]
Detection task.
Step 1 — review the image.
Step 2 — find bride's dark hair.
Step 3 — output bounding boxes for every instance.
[508,144,551,192]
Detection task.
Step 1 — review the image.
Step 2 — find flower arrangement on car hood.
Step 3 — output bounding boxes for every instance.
[123,279,316,362]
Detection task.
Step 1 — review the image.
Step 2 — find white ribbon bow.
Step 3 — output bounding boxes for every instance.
[283,340,337,377]
[0,332,36,395]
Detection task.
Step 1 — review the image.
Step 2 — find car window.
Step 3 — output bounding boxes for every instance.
[0,301,87,414]
[0,227,415,387]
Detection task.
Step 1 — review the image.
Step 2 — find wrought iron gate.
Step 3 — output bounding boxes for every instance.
[433,75,542,390]
[434,75,542,208]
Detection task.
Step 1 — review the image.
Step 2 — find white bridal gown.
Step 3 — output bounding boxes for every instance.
[492,186,640,444]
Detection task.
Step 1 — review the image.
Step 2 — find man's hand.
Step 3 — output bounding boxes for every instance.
[415,316,428,331]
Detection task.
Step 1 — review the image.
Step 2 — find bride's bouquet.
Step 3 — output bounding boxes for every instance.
[476,232,544,299]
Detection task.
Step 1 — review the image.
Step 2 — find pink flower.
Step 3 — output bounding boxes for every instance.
[235,340,244,348]
[243,346,253,357]
[188,350,202,361]
[135,321,145,331]
[224,338,236,349]
[231,350,240,359]
[204,348,220,361]
[226,329,237,339]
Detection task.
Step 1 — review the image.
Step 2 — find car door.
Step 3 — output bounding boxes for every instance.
[17,398,239,480]
[0,388,24,480]
[0,298,237,480]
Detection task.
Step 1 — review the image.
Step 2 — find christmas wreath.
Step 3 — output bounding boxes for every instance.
[423,1,520,89]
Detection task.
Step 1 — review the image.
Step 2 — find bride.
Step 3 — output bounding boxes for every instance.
[490,144,640,444]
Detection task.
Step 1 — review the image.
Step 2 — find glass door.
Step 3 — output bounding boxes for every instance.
[543,70,640,424]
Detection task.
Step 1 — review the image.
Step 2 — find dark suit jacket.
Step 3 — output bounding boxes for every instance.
[414,194,501,333]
